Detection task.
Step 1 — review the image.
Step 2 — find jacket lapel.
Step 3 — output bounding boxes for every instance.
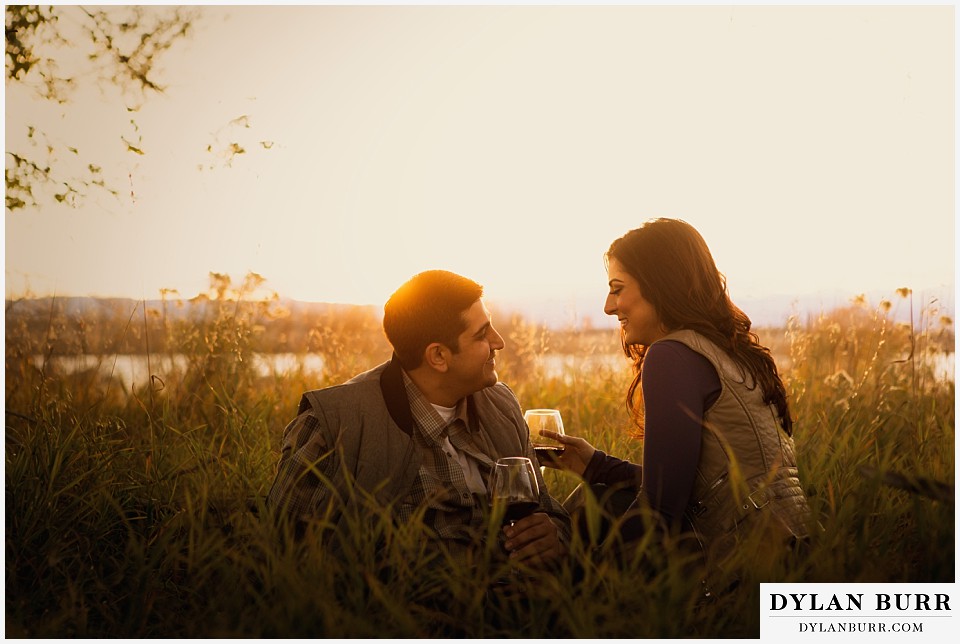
[379,354,414,436]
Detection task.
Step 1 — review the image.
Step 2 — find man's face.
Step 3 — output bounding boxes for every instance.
[445,299,505,397]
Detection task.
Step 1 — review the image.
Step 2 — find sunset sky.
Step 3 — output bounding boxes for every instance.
[4,4,955,326]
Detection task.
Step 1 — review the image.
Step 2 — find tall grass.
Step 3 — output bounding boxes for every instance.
[5,288,954,637]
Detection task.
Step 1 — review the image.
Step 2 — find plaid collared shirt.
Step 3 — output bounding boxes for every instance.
[268,363,571,560]
[397,371,497,549]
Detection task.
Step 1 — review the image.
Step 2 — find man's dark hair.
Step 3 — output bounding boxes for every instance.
[383,270,484,370]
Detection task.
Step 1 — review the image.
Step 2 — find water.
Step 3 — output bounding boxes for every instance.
[29,352,327,389]
[29,350,953,389]
[28,352,631,389]
[532,353,631,384]
[929,352,955,382]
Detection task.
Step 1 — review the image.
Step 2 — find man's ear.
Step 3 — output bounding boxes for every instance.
[423,342,449,373]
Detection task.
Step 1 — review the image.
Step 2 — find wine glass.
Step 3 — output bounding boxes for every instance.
[524,408,565,466]
[489,457,540,527]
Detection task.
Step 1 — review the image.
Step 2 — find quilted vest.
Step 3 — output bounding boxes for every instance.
[660,330,812,585]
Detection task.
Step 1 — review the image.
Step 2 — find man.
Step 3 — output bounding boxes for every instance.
[268,269,570,565]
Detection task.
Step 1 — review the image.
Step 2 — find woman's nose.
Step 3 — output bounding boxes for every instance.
[603,294,617,316]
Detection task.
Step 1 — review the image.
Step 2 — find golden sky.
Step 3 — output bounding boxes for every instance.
[4,5,955,325]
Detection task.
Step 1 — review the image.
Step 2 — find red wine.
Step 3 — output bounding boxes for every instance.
[534,446,565,464]
[502,501,539,525]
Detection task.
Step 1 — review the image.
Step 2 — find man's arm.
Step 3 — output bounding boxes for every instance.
[481,382,572,563]
[498,439,571,564]
[267,407,341,527]
[509,386,573,562]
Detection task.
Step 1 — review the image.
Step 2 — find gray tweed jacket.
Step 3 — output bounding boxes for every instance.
[267,355,570,541]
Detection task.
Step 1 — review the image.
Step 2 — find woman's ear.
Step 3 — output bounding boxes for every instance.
[423,342,449,373]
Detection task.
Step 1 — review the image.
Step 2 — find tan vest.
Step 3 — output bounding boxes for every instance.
[660,330,812,582]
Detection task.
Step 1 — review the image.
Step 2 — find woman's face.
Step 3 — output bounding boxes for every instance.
[604,257,668,346]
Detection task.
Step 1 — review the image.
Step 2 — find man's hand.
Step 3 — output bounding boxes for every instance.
[502,512,567,564]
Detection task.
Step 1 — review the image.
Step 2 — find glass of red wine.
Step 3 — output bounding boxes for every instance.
[524,408,565,466]
[489,456,540,528]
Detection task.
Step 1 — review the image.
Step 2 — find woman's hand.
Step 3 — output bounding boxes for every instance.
[539,430,596,477]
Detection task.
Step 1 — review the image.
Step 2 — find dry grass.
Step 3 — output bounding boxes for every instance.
[5,286,954,637]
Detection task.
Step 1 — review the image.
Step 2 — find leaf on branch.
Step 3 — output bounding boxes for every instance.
[122,137,145,155]
[6,5,195,211]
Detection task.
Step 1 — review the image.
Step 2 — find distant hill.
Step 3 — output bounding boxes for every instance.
[5,296,380,319]
[488,287,956,329]
[7,285,954,335]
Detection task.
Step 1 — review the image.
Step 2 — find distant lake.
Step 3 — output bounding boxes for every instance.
[29,353,322,389]
[29,352,638,389]
[29,351,955,389]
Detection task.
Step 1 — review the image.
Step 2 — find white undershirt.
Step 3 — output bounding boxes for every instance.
[431,403,487,496]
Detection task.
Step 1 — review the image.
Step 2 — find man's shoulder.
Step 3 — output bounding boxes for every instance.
[476,381,521,409]
[299,361,389,410]
[343,360,390,385]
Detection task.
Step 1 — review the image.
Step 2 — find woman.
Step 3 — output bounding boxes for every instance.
[541,218,811,588]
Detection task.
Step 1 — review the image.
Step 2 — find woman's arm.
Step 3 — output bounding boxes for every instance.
[640,340,720,528]
[539,340,719,527]
[582,449,642,488]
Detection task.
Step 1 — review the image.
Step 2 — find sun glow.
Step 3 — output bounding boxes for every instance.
[5,6,954,327]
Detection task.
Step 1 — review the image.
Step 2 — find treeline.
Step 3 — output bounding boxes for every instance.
[4,296,389,356]
[3,295,620,358]
[6,293,952,362]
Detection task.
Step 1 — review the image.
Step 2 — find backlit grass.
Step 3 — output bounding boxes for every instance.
[5,288,954,637]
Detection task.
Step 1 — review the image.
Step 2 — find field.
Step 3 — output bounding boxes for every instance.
[4,286,955,638]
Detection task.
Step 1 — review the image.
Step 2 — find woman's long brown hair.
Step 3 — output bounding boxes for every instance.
[608,218,793,436]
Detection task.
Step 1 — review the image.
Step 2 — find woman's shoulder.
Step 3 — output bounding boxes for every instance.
[648,337,707,363]
[655,330,729,366]
[646,337,720,385]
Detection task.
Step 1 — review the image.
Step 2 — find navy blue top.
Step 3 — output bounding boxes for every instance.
[582,340,722,534]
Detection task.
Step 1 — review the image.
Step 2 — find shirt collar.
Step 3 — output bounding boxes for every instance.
[401,370,470,446]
